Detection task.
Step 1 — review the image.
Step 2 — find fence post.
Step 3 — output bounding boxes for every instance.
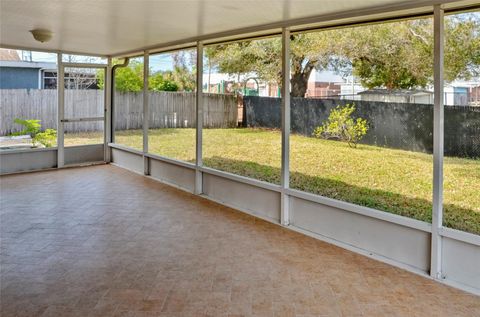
[57,54,65,168]
[195,41,204,195]
[281,27,291,226]
[143,51,150,175]
[431,4,445,280]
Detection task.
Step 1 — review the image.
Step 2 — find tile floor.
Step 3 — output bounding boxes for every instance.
[1,165,479,317]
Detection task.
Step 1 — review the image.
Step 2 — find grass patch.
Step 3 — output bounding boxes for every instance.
[65,128,480,234]
[64,131,104,146]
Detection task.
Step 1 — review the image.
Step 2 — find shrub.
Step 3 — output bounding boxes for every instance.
[150,73,179,92]
[12,118,41,136]
[34,129,57,147]
[11,118,57,148]
[159,80,179,91]
[313,104,369,148]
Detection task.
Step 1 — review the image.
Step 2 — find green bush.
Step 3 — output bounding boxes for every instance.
[150,72,179,92]
[12,118,41,136]
[34,129,57,147]
[11,118,57,148]
[159,80,179,91]
[313,104,369,148]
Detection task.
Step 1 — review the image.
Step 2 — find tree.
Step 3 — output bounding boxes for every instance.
[206,15,480,97]
[343,16,480,88]
[64,55,101,89]
[444,13,480,81]
[167,51,197,91]
[98,60,182,92]
[114,61,144,92]
[290,32,337,96]
[150,72,178,92]
[162,66,195,92]
[205,39,282,93]
[340,20,433,89]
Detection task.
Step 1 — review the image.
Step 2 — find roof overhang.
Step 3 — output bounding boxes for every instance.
[0,60,57,69]
[0,0,478,58]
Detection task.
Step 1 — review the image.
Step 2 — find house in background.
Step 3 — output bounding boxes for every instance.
[444,80,480,106]
[305,69,480,106]
[202,69,356,98]
[202,72,280,97]
[358,89,434,104]
[0,49,99,89]
[468,86,480,106]
[306,70,342,98]
[305,70,365,99]
[0,49,56,89]
[198,66,480,104]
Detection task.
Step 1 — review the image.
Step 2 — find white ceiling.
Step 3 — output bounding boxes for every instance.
[0,0,476,57]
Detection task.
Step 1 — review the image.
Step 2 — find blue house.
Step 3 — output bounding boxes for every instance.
[0,48,57,89]
[0,60,57,89]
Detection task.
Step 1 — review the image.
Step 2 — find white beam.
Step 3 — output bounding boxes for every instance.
[104,58,112,163]
[61,62,108,68]
[431,4,445,280]
[281,28,291,226]
[57,53,64,168]
[143,51,150,175]
[195,41,204,195]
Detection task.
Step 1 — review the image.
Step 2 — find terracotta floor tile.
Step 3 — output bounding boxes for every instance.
[1,165,479,317]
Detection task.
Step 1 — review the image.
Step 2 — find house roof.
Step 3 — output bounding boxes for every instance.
[0,48,20,61]
[358,89,433,96]
[0,60,56,69]
[0,0,477,57]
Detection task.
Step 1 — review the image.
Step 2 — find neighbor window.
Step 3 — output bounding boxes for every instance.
[43,71,57,89]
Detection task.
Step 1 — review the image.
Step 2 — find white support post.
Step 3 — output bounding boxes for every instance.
[57,53,65,168]
[195,41,204,195]
[431,4,444,280]
[143,51,150,175]
[281,28,291,226]
[104,57,112,163]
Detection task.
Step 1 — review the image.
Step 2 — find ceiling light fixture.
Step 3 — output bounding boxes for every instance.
[30,29,53,43]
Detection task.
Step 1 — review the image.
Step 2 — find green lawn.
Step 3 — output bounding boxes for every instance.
[65,128,480,234]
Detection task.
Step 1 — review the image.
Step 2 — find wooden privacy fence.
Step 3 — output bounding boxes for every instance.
[1,89,57,135]
[0,89,238,135]
[0,89,104,134]
[115,91,238,130]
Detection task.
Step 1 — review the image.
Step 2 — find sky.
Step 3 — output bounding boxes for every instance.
[23,51,175,72]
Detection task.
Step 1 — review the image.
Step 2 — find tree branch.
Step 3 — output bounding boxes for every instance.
[409,28,429,45]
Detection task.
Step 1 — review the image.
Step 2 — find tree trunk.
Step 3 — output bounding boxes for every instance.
[290,56,316,97]
[290,73,309,97]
